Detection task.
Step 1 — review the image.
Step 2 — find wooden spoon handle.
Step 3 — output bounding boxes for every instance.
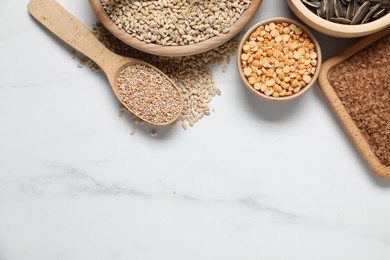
[28,0,118,71]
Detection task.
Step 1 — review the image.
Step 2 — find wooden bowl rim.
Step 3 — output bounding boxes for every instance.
[236,17,322,102]
[288,0,390,38]
[89,0,263,57]
[318,27,390,177]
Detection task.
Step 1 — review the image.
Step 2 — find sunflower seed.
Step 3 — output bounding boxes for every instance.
[317,0,327,17]
[326,0,335,20]
[369,0,390,8]
[347,0,358,19]
[361,3,381,23]
[335,0,347,17]
[301,0,390,24]
[373,8,387,18]
[351,1,371,24]
[331,17,353,23]
[303,0,321,8]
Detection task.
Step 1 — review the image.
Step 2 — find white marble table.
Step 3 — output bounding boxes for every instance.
[1,0,390,259]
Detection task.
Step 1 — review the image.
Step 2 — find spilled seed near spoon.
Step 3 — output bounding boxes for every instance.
[28,0,183,125]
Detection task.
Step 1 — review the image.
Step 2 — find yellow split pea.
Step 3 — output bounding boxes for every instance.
[240,22,318,97]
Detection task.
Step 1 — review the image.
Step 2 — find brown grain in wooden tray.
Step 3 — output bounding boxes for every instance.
[328,33,390,167]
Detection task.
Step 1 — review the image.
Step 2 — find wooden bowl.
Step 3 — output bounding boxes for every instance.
[318,26,390,178]
[287,0,390,38]
[89,0,262,57]
[236,17,322,102]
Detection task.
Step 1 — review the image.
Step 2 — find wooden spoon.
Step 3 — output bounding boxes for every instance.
[89,0,263,57]
[28,0,183,126]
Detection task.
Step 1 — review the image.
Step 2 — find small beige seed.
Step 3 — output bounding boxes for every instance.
[303,74,312,84]
[277,72,285,80]
[265,78,276,87]
[244,67,252,76]
[260,83,267,92]
[293,51,302,60]
[294,27,303,35]
[119,108,126,118]
[243,45,250,51]
[261,60,270,67]
[264,88,274,96]
[283,66,291,73]
[273,85,282,92]
[270,29,279,37]
[248,41,256,48]
[291,79,299,88]
[248,76,257,84]
[222,65,228,73]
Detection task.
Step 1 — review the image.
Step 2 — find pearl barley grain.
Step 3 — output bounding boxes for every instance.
[240,21,318,98]
[101,0,252,46]
[117,64,182,124]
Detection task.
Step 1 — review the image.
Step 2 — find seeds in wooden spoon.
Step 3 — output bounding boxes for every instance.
[117,64,182,124]
[79,23,236,129]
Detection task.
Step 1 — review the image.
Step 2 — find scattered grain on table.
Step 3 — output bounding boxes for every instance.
[150,129,158,137]
[78,23,237,131]
[222,64,228,73]
[182,121,188,130]
[119,107,127,118]
[71,50,77,59]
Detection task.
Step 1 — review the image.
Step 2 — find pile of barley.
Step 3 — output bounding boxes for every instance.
[328,33,390,166]
[117,64,182,124]
[101,0,251,46]
[79,23,237,130]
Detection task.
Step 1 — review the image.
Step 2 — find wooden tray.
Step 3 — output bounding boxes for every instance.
[318,26,390,178]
